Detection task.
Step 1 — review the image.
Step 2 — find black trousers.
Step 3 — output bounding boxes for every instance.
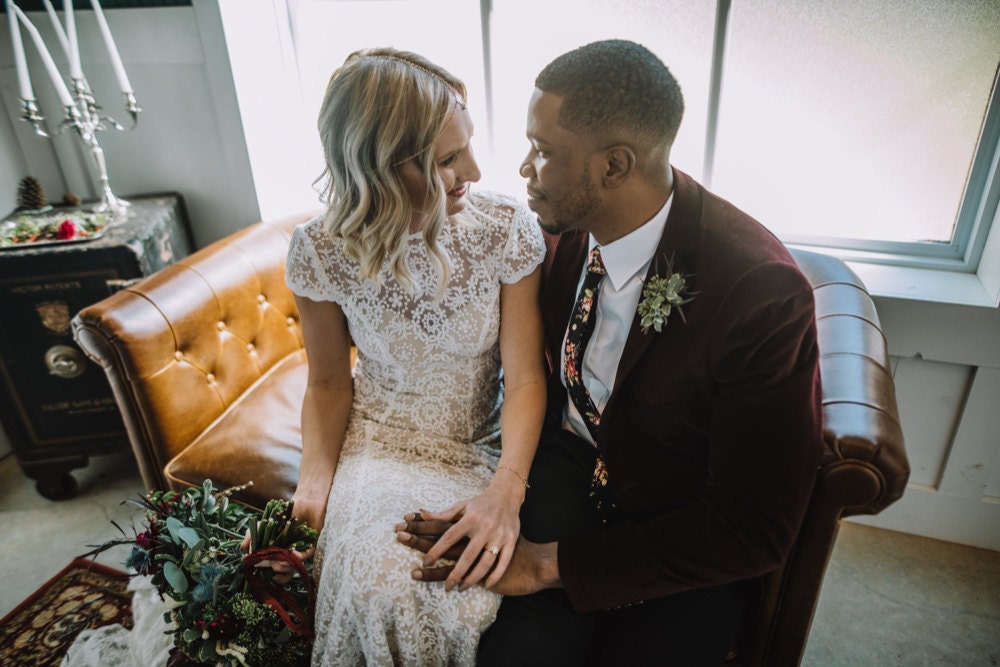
[477,426,755,666]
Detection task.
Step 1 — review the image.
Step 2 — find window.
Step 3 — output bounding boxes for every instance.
[714,0,1000,267]
[283,0,1000,272]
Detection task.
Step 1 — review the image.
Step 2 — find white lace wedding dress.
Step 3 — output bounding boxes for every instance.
[285,190,545,667]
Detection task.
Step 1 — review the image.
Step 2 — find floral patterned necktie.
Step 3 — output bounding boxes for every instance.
[564,247,616,523]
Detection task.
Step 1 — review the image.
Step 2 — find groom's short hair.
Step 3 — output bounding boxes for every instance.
[535,39,684,146]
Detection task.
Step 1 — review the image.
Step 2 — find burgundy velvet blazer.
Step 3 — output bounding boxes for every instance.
[541,169,823,613]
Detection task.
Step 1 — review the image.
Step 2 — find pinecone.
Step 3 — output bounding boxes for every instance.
[17,176,47,211]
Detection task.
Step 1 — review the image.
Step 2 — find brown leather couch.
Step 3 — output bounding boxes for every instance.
[72,212,908,666]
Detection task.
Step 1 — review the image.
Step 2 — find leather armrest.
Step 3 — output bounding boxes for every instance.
[790,249,908,512]
[751,249,910,666]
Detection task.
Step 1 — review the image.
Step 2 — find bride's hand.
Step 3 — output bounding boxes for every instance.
[240,494,322,584]
[417,483,523,591]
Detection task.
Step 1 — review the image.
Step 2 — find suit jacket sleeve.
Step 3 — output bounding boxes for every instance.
[558,260,822,612]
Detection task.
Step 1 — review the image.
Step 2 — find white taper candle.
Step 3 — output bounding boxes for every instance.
[41,0,82,82]
[89,0,131,94]
[12,5,75,107]
[5,0,35,100]
[41,0,69,55]
[64,0,82,80]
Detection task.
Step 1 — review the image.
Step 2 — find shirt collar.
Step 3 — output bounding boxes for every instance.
[589,192,673,291]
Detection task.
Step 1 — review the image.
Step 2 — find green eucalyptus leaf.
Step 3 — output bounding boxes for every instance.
[166,516,184,541]
[162,560,189,593]
[177,526,201,548]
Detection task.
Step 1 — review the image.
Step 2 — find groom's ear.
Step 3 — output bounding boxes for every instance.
[602,145,636,188]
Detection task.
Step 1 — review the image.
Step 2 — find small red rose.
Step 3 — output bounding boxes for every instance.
[56,220,77,240]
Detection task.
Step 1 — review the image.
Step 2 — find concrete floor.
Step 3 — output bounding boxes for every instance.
[1,451,998,665]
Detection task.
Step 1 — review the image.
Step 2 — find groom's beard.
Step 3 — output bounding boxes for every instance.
[534,168,601,236]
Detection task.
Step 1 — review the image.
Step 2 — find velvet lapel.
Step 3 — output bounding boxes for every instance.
[541,228,590,361]
[609,169,703,400]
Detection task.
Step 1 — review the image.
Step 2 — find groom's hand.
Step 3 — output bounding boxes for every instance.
[395,513,561,596]
[395,513,467,560]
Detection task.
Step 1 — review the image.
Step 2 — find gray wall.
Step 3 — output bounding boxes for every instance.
[1,4,259,247]
[0,4,258,460]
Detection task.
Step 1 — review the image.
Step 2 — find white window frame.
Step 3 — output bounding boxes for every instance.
[702,0,1000,275]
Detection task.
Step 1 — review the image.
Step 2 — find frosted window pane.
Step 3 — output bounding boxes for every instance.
[291,0,487,187]
[713,0,1000,244]
[489,0,715,198]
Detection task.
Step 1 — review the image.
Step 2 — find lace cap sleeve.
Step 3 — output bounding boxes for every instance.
[285,221,339,302]
[498,202,545,284]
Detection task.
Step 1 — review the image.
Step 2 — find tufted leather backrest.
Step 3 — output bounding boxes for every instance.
[73,212,317,491]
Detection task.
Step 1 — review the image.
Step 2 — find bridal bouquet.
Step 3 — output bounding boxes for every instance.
[82,480,318,667]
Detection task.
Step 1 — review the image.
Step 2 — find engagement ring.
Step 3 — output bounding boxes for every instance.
[486,545,500,556]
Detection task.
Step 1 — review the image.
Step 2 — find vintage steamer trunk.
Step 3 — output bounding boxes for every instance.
[0,193,192,499]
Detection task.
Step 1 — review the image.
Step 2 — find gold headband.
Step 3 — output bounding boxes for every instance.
[366,54,467,109]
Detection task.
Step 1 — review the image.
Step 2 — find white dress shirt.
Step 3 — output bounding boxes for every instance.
[561,194,673,444]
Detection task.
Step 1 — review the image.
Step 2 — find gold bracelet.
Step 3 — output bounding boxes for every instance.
[497,465,531,489]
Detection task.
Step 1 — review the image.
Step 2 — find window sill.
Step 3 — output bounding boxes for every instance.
[846,262,999,308]
[789,211,1000,309]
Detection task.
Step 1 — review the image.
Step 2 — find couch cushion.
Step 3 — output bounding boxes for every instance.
[165,349,307,510]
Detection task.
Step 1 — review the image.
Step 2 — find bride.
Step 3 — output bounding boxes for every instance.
[63,47,545,667]
[284,48,546,665]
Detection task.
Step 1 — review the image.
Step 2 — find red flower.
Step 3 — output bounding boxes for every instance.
[135,531,155,549]
[197,614,239,640]
[56,220,77,240]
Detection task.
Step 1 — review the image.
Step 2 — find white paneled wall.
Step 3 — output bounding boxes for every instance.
[850,300,1000,550]
[893,357,974,488]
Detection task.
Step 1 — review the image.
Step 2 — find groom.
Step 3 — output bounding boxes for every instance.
[398,39,822,664]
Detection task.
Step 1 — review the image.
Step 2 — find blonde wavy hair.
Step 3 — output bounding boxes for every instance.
[316,47,468,291]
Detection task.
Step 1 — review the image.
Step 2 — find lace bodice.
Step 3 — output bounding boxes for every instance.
[288,192,545,664]
[286,191,545,444]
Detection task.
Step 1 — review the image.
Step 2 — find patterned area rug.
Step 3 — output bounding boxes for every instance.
[0,558,133,667]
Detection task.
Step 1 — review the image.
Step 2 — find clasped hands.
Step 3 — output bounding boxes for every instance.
[395,511,557,597]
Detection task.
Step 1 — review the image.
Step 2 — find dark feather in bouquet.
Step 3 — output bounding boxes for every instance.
[81,480,318,667]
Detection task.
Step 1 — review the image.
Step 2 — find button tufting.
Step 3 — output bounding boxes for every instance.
[174,351,183,360]
[286,317,295,325]
[206,373,215,383]
[247,343,255,352]
[217,321,225,331]
[257,294,266,304]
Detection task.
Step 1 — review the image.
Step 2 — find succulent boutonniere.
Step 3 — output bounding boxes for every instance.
[637,254,696,334]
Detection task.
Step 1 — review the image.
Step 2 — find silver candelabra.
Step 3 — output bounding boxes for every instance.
[9,1,142,217]
[19,85,141,216]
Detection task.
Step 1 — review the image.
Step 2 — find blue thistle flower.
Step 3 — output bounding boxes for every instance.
[192,563,225,604]
[125,546,157,575]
